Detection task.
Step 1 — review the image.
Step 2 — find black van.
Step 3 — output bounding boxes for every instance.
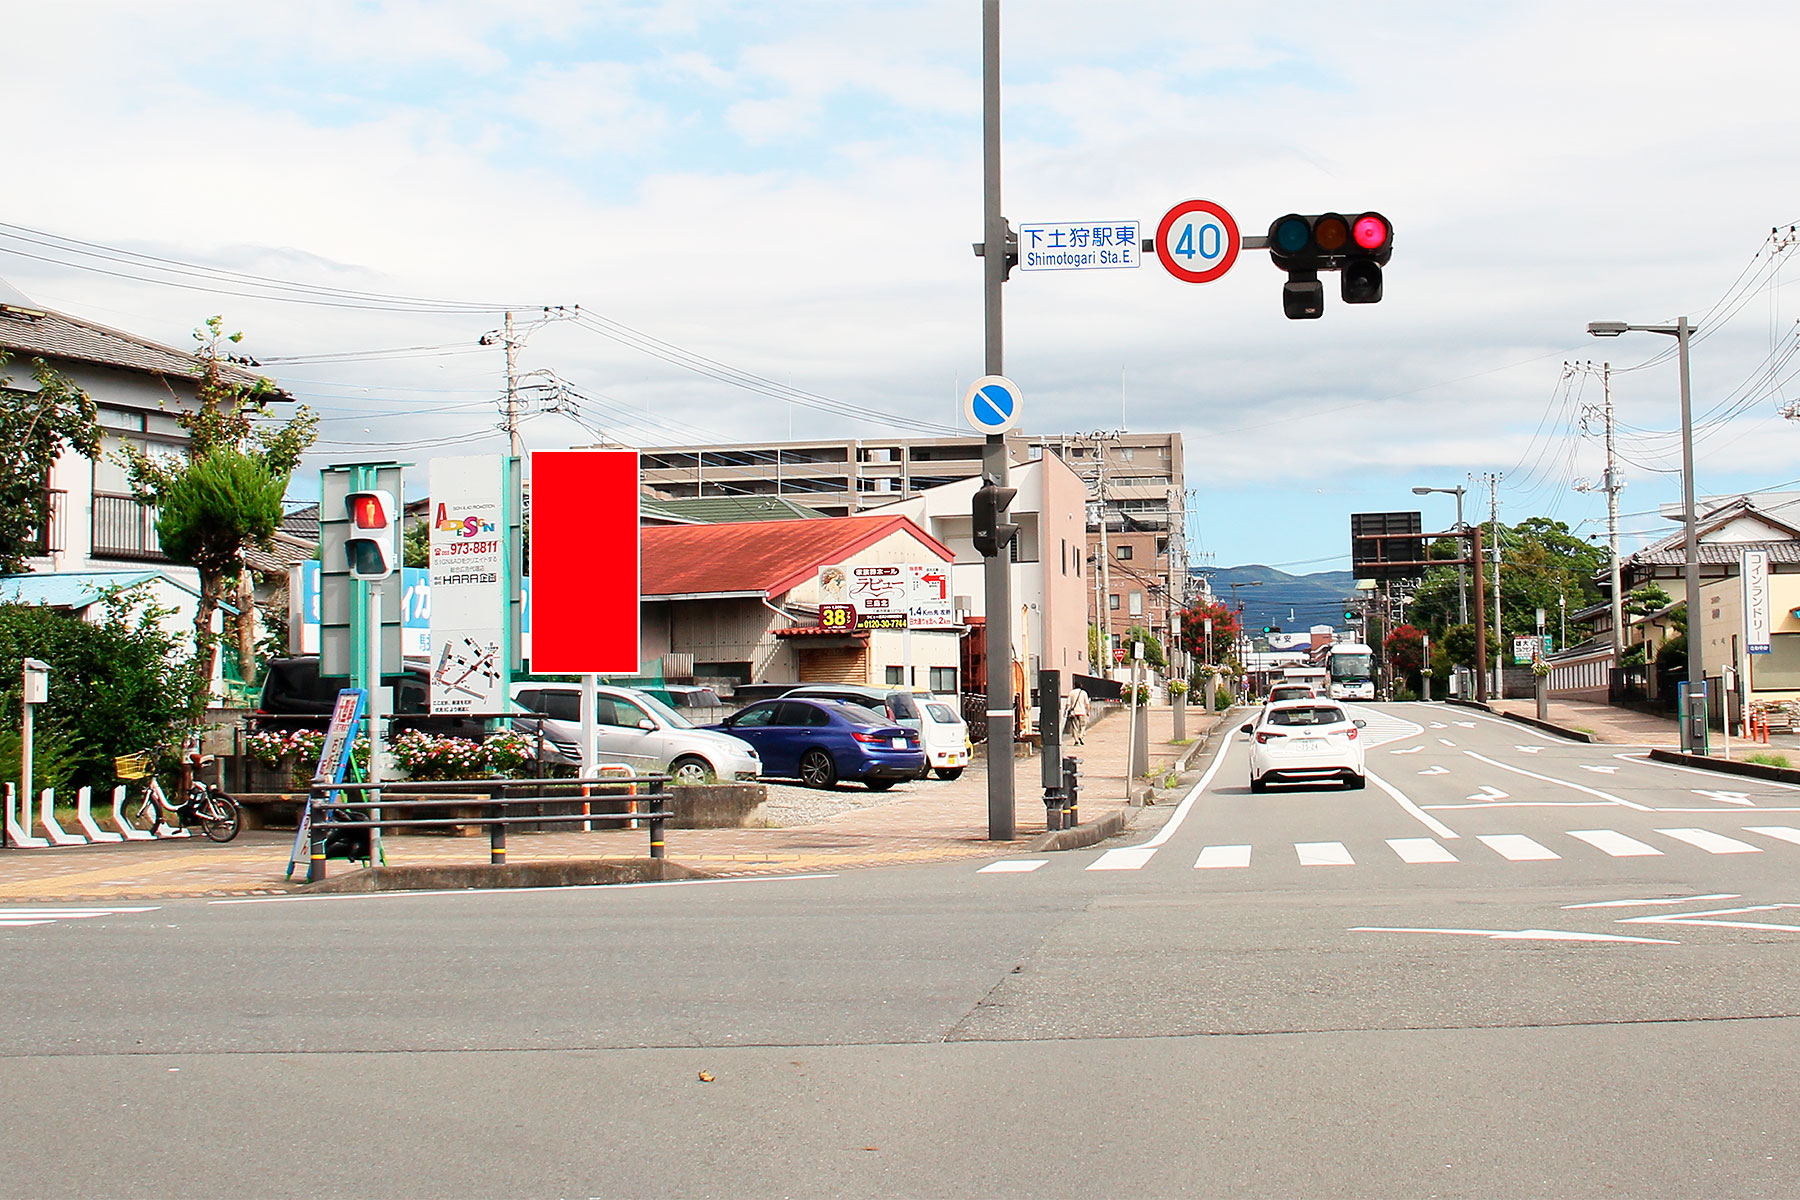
[255,657,490,739]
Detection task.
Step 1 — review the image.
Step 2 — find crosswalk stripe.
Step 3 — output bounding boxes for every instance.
[1656,828,1761,855]
[1567,830,1663,857]
[1296,841,1354,866]
[1195,845,1252,869]
[1387,837,1457,863]
[978,860,1048,873]
[1745,826,1800,847]
[1477,834,1560,861]
[1087,847,1157,871]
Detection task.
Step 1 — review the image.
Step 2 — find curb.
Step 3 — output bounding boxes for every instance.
[1446,697,1597,744]
[299,857,712,894]
[1648,747,1800,784]
[1024,807,1129,853]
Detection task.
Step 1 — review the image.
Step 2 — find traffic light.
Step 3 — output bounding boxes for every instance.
[1343,610,1358,622]
[971,482,1019,558]
[343,489,399,580]
[1266,211,1392,318]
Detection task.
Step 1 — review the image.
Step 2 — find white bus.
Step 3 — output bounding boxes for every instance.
[1324,643,1376,701]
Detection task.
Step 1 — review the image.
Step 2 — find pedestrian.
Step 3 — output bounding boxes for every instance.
[1065,684,1090,745]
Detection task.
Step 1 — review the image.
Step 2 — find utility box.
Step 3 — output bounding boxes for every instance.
[22,658,49,705]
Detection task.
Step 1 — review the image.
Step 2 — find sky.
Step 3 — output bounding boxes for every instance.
[5,0,1800,576]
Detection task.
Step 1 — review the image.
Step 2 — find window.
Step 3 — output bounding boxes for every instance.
[1116,545,1132,560]
[1269,706,1348,727]
[608,696,651,728]
[885,665,905,685]
[1108,594,1120,610]
[930,666,957,694]
[731,703,779,728]
[1129,592,1144,616]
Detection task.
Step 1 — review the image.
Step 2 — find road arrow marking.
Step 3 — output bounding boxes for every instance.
[1580,765,1621,774]
[1467,785,1509,801]
[1419,766,1449,776]
[1454,721,1477,728]
[1693,789,1754,806]
[1429,722,1448,729]
[1515,745,1545,754]
[1438,738,1457,747]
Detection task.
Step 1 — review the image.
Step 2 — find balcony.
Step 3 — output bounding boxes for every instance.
[92,491,167,562]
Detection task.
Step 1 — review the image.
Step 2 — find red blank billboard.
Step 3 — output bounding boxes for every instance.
[530,450,640,673]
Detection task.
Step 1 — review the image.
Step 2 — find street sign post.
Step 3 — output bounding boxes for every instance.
[1016,221,1140,271]
[1154,198,1241,284]
[962,375,1022,435]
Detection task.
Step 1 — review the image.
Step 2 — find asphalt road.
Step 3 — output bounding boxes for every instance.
[4,703,1799,1198]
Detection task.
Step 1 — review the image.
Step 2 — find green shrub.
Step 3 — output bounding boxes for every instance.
[1214,684,1233,710]
[1748,752,1791,769]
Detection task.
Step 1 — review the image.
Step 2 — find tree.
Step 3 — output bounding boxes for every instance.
[1122,625,1166,669]
[0,351,100,574]
[1440,622,1479,670]
[1626,582,1672,617]
[1385,624,1427,691]
[1176,600,1239,664]
[123,317,316,717]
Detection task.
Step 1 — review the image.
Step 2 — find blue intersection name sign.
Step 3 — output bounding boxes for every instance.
[1017,221,1140,271]
[962,375,1023,435]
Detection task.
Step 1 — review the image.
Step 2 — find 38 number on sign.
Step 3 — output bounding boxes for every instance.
[819,603,857,632]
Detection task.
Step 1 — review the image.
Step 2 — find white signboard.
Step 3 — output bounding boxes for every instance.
[1744,549,1771,654]
[817,563,958,626]
[1513,635,1541,665]
[1017,220,1140,271]
[428,455,506,714]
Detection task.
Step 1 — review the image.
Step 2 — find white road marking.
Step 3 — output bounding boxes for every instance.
[1454,722,1477,728]
[1387,838,1458,864]
[1563,894,1739,909]
[1353,925,1676,944]
[1567,830,1663,857]
[1746,826,1800,847]
[978,860,1048,873]
[1087,847,1157,871]
[1438,738,1458,747]
[1580,765,1621,775]
[1466,785,1510,801]
[1615,751,1800,791]
[1367,770,1460,838]
[1478,834,1561,861]
[1194,845,1253,869]
[1463,751,1655,812]
[0,906,158,928]
[1391,746,1424,755]
[1296,841,1355,866]
[1514,745,1545,754]
[1429,722,1447,729]
[1656,828,1762,855]
[1419,766,1449,775]
[1139,725,1241,850]
[1693,790,1754,806]
[1620,903,1800,933]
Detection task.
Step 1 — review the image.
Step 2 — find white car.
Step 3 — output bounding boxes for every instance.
[886,691,971,780]
[510,682,762,785]
[1241,700,1367,792]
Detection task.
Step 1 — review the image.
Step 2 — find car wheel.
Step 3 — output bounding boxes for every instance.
[668,756,715,786]
[799,749,838,789]
[1250,776,1268,794]
[1345,772,1366,790]
[865,777,897,791]
[934,767,964,781]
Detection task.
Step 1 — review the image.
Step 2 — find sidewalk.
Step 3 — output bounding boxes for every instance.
[0,704,1221,903]
[1481,694,1800,756]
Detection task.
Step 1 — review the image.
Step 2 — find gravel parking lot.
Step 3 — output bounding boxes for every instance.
[753,772,956,827]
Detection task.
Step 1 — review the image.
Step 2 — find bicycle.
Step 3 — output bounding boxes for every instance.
[116,748,242,843]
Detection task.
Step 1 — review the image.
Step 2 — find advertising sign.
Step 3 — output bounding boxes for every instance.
[1513,635,1540,665]
[1744,549,1772,654]
[818,563,959,627]
[530,449,640,673]
[428,455,507,713]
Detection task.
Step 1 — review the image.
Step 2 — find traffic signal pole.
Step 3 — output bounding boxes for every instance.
[980,0,1014,840]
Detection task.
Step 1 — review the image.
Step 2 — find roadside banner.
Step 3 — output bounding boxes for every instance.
[1744,549,1771,654]
[428,455,507,713]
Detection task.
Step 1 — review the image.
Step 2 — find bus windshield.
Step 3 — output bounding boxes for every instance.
[1330,653,1373,680]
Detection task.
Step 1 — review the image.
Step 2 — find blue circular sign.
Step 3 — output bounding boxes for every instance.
[962,375,1022,434]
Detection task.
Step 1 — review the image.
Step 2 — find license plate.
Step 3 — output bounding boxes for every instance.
[1294,738,1324,749]
[892,738,905,749]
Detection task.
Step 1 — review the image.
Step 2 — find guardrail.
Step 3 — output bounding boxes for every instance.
[304,774,672,883]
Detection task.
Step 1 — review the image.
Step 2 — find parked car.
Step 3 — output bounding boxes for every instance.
[707,698,924,790]
[254,656,489,739]
[1241,700,1367,793]
[509,682,761,785]
[884,691,970,780]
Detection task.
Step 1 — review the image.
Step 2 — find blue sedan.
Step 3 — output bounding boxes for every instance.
[708,698,924,790]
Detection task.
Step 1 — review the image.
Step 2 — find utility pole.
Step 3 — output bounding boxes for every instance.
[1602,362,1623,659]
[978,0,1014,840]
[1094,432,1112,659]
[503,311,521,461]
[1482,472,1503,698]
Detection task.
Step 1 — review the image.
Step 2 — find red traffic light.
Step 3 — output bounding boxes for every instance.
[1352,213,1391,253]
[348,491,394,530]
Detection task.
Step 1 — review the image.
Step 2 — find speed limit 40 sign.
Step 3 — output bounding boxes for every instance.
[1155,198,1241,284]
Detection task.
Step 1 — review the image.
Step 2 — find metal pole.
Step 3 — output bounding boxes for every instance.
[1472,524,1488,703]
[1677,316,1704,749]
[366,581,383,867]
[981,0,1014,839]
[1455,487,1468,626]
[1604,363,1624,659]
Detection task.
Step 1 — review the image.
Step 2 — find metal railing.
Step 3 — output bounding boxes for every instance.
[303,774,672,883]
[91,491,166,561]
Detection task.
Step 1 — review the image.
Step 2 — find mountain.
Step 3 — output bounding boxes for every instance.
[1202,565,1358,636]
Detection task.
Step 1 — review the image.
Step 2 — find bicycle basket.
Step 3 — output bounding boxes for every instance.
[114,752,153,781]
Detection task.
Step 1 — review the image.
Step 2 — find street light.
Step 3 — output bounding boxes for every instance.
[1411,484,1469,625]
[1588,317,1703,752]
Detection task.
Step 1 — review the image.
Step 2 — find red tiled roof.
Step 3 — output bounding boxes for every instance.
[640,514,952,599]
